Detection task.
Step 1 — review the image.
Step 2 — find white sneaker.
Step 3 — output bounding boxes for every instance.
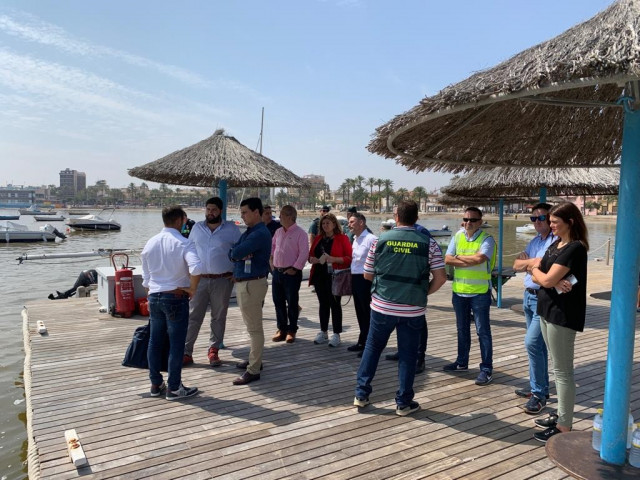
[313,331,328,344]
[328,333,341,347]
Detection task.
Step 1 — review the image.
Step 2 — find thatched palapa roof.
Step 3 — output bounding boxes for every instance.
[441,167,620,198]
[437,193,537,207]
[368,0,640,173]
[129,129,308,188]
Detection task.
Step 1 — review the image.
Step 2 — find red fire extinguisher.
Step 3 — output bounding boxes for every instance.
[111,253,135,318]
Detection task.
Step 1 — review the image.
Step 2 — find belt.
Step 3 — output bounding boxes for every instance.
[153,288,190,298]
[526,288,539,295]
[234,275,267,283]
[201,272,232,279]
[275,267,298,273]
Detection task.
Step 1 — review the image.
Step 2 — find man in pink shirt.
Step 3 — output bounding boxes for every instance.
[270,205,309,343]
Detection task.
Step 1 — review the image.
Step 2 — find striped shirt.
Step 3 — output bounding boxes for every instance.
[364,226,445,317]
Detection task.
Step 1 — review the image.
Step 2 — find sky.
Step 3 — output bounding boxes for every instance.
[0,0,614,194]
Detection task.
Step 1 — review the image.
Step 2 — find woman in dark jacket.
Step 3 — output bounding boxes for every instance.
[309,213,352,347]
[528,202,588,444]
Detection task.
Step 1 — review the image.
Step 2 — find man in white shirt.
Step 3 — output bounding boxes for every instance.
[141,206,202,400]
[347,212,377,356]
[183,197,241,367]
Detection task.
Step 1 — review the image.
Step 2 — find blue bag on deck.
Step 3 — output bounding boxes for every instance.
[122,322,169,371]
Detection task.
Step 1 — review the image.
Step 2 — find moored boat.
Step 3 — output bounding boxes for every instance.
[18,205,57,215]
[0,215,20,220]
[0,221,66,243]
[34,215,65,222]
[66,208,121,231]
[515,223,537,234]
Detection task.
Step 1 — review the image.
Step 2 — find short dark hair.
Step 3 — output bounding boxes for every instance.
[396,200,419,225]
[206,197,223,209]
[162,205,186,226]
[465,206,483,218]
[351,212,366,223]
[532,202,552,213]
[240,197,263,215]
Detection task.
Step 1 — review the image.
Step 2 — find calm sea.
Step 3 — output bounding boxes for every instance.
[0,208,617,479]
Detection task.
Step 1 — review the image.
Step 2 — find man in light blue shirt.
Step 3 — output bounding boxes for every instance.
[513,202,555,414]
[141,206,202,400]
[183,197,241,368]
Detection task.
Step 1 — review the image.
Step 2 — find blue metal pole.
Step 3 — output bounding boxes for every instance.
[539,187,547,203]
[218,179,228,221]
[601,95,640,464]
[496,198,504,308]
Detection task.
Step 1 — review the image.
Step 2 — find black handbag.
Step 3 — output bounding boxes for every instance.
[331,269,352,296]
[122,322,169,371]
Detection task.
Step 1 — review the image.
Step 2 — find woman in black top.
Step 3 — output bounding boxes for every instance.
[528,202,588,443]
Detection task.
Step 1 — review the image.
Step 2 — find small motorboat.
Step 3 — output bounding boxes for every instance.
[429,225,452,238]
[34,215,65,222]
[0,215,20,220]
[1,221,66,243]
[516,224,537,234]
[67,209,92,215]
[18,205,57,215]
[481,221,493,228]
[66,208,121,231]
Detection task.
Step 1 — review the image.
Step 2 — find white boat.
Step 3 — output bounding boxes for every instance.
[516,224,537,234]
[66,208,121,231]
[34,215,65,222]
[18,205,57,215]
[429,225,452,238]
[1,221,66,243]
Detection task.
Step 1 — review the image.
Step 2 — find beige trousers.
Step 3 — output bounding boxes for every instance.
[235,278,268,375]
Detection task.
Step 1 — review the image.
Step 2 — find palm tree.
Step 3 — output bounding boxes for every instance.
[394,188,409,203]
[366,177,376,211]
[412,186,427,212]
[382,179,394,212]
[346,178,356,207]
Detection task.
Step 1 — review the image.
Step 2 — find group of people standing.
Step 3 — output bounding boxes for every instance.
[140,197,589,446]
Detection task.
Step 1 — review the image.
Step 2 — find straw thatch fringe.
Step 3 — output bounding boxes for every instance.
[368,0,640,173]
[129,129,308,188]
[437,193,538,207]
[441,167,620,198]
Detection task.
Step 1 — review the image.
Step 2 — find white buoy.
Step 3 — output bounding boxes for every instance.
[36,321,47,334]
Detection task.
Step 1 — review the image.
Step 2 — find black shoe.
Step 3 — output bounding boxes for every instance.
[515,388,550,400]
[385,352,399,361]
[347,343,365,352]
[236,361,263,371]
[415,358,425,374]
[533,426,562,443]
[534,413,558,429]
[232,371,261,385]
[521,395,546,414]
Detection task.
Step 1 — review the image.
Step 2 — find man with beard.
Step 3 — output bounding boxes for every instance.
[183,197,242,367]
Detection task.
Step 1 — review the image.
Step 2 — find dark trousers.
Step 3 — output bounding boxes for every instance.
[314,276,342,333]
[272,269,302,333]
[352,274,372,345]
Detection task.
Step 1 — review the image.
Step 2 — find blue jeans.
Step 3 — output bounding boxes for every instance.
[523,290,549,397]
[148,293,190,391]
[356,310,423,407]
[272,269,302,333]
[452,292,493,373]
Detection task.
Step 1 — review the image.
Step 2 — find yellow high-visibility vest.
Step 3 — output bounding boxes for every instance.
[452,230,496,295]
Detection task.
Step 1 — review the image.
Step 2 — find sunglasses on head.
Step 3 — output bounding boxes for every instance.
[530,215,547,222]
[462,218,481,223]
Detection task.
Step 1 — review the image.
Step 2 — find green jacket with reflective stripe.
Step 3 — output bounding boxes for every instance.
[372,228,430,307]
[451,230,496,295]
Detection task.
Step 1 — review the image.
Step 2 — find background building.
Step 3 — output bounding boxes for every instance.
[0,185,35,208]
[59,168,86,194]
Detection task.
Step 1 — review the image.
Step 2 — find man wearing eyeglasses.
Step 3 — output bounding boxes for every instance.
[513,203,555,413]
[444,207,496,386]
[308,205,331,245]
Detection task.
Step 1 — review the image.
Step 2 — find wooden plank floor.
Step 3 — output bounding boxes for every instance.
[22,261,640,479]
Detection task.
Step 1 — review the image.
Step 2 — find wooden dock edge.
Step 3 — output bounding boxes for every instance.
[22,307,41,480]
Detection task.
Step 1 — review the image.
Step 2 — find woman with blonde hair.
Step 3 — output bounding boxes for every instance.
[308,213,352,347]
[528,202,588,443]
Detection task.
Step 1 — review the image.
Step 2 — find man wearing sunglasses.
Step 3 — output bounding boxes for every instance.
[513,203,555,413]
[444,207,496,386]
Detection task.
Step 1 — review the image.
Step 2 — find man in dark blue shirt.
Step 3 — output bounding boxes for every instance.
[229,197,272,385]
[262,204,282,237]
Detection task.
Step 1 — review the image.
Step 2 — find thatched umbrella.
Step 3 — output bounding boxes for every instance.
[441,167,620,307]
[441,167,620,198]
[129,129,308,217]
[369,0,639,465]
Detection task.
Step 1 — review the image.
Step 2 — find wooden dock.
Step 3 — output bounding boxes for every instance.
[22,261,640,479]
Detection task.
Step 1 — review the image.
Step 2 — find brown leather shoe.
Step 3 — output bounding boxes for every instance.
[236,361,263,370]
[232,371,261,385]
[272,330,286,342]
[183,354,193,366]
[285,332,296,343]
